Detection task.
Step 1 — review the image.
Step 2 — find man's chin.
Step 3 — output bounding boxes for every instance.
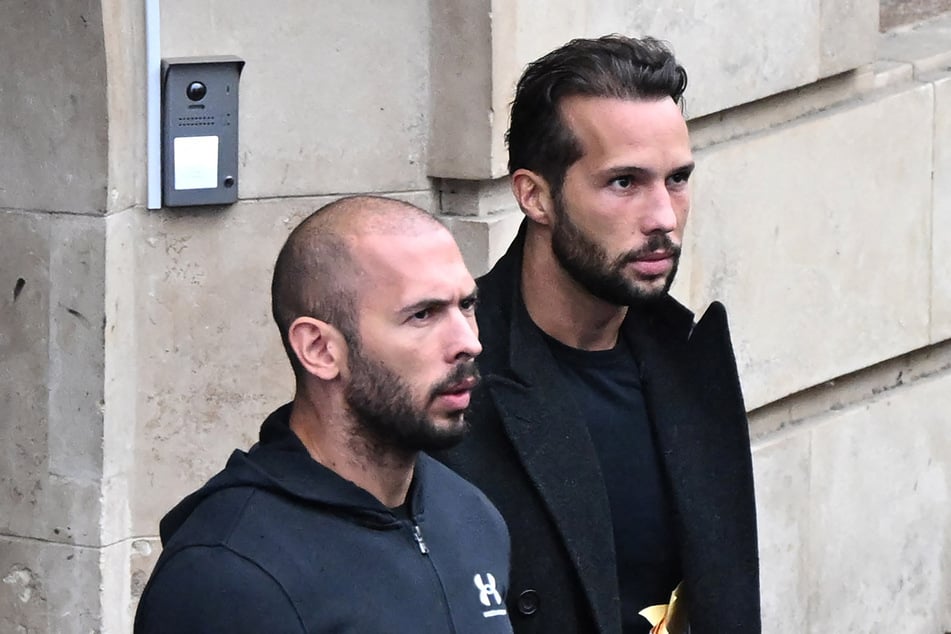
[414,415,469,452]
[414,430,467,452]
[635,282,671,302]
[624,271,677,302]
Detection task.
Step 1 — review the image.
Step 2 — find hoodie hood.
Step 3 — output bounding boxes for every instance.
[159,403,424,543]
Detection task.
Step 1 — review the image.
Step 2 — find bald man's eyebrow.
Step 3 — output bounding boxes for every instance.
[459,288,479,311]
[399,288,479,317]
[401,298,452,316]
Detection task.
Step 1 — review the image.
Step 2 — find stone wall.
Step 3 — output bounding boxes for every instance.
[0,0,948,632]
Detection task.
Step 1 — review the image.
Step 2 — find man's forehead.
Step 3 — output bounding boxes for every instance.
[560,95,684,131]
[350,223,450,258]
[352,227,471,287]
[559,95,691,158]
[331,202,442,235]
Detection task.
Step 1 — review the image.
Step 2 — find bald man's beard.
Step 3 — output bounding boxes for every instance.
[344,341,478,454]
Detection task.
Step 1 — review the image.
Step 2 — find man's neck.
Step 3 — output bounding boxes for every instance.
[521,230,627,351]
[288,392,416,508]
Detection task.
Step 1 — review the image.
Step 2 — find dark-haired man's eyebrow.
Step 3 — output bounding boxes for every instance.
[600,161,694,181]
[602,165,651,179]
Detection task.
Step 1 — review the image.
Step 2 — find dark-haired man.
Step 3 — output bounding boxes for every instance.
[436,35,760,634]
[135,196,513,633]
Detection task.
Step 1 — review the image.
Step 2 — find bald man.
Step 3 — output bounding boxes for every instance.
[135,196,513,634]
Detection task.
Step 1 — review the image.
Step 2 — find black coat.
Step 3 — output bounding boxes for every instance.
[437,225,760,634]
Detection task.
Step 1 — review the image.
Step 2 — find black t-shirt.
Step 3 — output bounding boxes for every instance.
[543,333,681,633]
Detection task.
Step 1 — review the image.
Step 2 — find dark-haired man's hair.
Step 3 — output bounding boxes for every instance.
[506,34,688,196]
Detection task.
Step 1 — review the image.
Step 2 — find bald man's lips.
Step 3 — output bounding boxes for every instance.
[434,376,479,411]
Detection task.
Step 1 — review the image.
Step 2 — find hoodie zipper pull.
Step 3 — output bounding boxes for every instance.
[412,523,429,555]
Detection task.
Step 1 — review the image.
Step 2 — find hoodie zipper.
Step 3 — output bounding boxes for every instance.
[408,519,456,633]
[412,522,429,554]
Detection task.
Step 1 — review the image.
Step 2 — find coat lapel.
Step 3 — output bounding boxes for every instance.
[484,290,621,633]
[625,301,759,630]
[626,300,750,528]
[622,300,701,521]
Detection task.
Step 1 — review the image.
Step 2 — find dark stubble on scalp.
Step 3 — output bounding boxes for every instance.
[344,338,480,453]
[550,194,681,306]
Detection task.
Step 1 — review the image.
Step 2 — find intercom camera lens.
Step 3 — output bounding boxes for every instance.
[186,81,207,101]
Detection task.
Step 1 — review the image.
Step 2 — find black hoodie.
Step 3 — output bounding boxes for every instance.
[134,404,513,633]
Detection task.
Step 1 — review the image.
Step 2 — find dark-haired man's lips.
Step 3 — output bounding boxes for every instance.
[630,251,675,277]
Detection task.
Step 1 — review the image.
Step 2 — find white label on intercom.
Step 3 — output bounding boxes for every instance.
[174,136,219,190]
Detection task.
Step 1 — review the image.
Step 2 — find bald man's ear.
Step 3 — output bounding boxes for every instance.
[288,317,347,381]
[511,169,555,227]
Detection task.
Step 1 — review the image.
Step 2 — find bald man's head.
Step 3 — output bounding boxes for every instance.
[271,195,445,381]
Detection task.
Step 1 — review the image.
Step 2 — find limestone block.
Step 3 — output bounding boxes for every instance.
[431,0,881,178]
[0,0,109,213]
[430,0,497,179]
[623,0,878,112]
[879,12,951,77]
[101,538,160,634]
[48,215,106,481]
[439,177,516,218]
[1,211,51,537]
[46,215,106,545]
[818,0,879,77]
[689,68,877,152]
[445,210,524,278]
[128,202,307,535]
[870,59,915,91]
[0,211,103,545]
[621,0,821,119]
[130,538,161,610]
[101,0,147,213]
[807,375,951,633]
[429,0,595,179]
[161,0,431,198]
[511,0,597,80]
[933,73,951,343]
[687,85,934,409]
[0,537,101,634]
[751,433,810,634]
[129,193,433,536]
[101,210,141,545]
[881,0,951,30]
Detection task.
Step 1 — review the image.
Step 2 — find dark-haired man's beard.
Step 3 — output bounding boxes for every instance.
[550,196,680,306]
[344,341,479,454]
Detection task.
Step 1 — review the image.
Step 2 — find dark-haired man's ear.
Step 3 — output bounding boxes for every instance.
[288,317,346,381]
[511,169,555,227]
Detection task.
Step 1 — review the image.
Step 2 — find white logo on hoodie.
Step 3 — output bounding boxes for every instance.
[474,573,507,618]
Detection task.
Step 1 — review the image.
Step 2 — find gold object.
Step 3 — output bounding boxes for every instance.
[637,581,688,634]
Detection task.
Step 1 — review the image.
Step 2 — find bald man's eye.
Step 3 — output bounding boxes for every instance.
[609,176,633,189]
[411,308,432,321]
